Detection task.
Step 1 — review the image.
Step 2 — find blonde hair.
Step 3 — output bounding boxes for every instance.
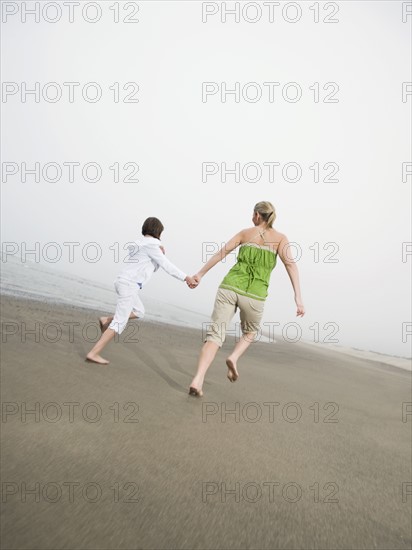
[254,201,276,228]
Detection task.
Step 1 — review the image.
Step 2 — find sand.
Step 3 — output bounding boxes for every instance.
[1,295,411,550]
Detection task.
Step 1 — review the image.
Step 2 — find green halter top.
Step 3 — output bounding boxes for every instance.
[219,243,277,301]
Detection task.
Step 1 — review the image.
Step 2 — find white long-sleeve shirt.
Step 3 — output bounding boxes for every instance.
[116,236,187,286]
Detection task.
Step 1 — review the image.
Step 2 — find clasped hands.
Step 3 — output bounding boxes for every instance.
[185,274,201,289]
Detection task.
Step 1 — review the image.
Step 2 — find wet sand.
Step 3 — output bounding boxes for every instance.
[1,295,411,549]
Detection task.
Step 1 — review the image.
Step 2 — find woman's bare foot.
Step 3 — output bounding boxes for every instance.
[99,317,111,333]
[85,354,110,365]
[189,386,204,397]
[189,375,204,397]
[226,357,239,382]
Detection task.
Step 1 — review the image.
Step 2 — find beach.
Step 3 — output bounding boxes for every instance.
[1,294,411,550]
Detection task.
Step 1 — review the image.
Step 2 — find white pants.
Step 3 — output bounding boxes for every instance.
[108,278,145,334]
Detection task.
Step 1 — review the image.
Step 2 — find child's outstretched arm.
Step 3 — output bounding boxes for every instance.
[146,245,196,287]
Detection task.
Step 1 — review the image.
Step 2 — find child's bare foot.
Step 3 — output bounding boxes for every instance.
[99,317,110,333]
[85,354,110,365]
[226,357,239,382]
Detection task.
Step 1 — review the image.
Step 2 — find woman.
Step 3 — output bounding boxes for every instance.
[86,217,197,365]
[189,201,305,397]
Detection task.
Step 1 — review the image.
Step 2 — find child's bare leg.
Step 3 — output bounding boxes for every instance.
[99,312,137,333]
[189,341,220,391]
[226,332,255,381]
[86,328,116,364]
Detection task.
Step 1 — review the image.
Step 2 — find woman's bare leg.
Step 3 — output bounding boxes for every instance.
[226,332,256,382]
[189,341,220,391]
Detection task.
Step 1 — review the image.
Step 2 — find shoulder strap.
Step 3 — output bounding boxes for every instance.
[258,229,267,245]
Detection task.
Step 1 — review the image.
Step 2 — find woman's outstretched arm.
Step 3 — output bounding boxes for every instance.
[194,231,243,281]
[278,234,305,316]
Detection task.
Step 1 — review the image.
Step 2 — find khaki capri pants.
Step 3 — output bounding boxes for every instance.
[205,287,265,347]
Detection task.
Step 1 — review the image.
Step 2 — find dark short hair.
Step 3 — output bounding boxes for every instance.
[141,217,164,239]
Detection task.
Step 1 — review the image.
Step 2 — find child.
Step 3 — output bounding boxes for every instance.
[86,217,197,364]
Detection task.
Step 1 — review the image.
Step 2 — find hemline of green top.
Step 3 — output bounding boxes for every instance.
[218,243,278,301]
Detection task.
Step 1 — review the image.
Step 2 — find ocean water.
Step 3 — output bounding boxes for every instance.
[0,255,207,330]
[1,255,410,371]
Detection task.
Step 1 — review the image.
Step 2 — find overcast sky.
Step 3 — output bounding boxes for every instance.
[1,1,411,358]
